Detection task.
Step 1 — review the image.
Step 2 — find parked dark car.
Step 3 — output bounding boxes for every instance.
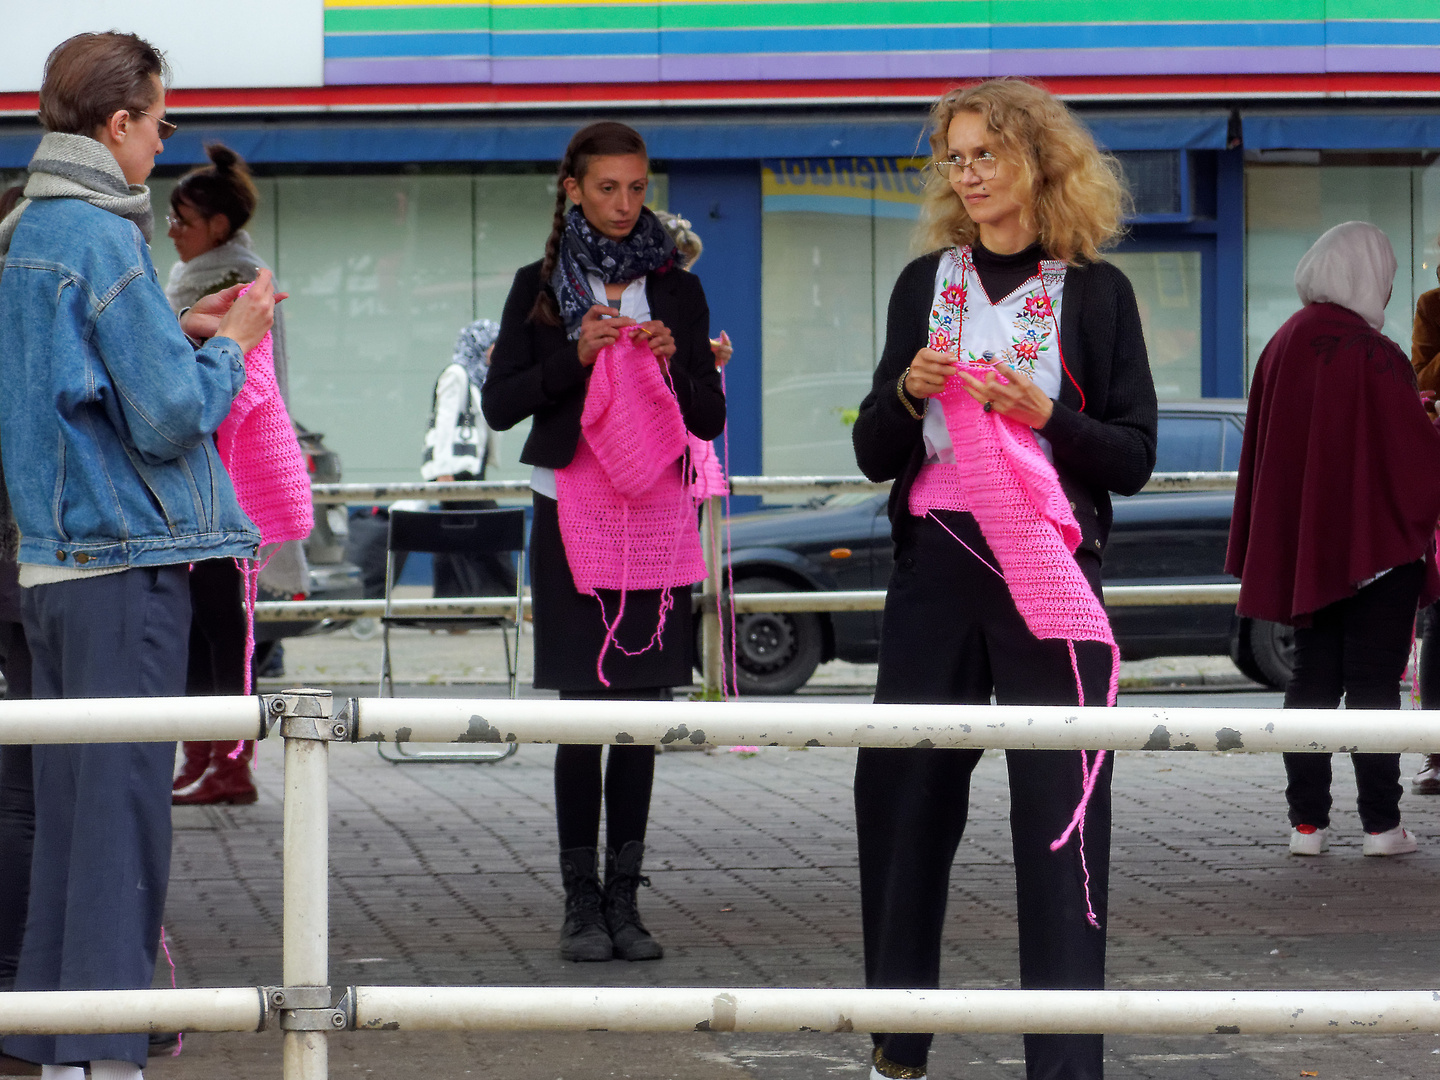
[712,400,1295,694]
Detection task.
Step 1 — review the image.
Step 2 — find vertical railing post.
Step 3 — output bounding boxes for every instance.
[699,495,725,699]
[267,688,348,1080]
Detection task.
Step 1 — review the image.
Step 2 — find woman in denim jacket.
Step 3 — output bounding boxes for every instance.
[0,33,274,1080]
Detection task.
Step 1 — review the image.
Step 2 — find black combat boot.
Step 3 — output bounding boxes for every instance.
[604,841,663,961]
[558,847,613,962]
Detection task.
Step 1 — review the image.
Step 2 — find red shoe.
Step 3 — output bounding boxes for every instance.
[173,741,212,791]
[172,742,258,805]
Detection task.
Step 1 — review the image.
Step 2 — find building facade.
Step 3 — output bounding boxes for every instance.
[2,2,1438,483]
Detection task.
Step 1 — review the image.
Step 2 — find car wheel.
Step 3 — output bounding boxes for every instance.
[1231,618,1295,690]
[706,577,824,696]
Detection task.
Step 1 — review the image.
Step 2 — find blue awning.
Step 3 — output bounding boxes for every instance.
[0,110,1230,169]
[1243,110,1440,150]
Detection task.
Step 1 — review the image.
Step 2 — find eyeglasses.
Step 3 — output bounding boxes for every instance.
[135,110,177,140]
[929,153,999,181]
[165,213,191,229]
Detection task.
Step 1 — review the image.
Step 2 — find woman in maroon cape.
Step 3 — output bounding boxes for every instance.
[1227,221,1440,857]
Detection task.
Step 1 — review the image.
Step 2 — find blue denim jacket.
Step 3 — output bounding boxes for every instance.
[0,198,259,568]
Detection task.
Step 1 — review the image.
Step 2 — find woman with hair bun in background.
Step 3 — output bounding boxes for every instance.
[164,142,307,806]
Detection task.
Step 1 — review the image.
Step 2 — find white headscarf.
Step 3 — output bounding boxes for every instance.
[1294,220,1397,332]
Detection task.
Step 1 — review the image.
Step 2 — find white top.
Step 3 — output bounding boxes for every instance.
[421,363,489,481]
[531,275,651,499]
[921,249,1065,464]
[19,563,128,588]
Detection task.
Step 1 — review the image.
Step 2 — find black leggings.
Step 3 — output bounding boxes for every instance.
[554,688,667,852]
[1282,560,1424,833]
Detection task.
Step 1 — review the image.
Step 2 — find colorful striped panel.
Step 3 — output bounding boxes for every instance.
[321,1,1440,85]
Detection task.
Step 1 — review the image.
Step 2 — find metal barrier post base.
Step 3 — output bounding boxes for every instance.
[270,688,345,1080]
[283,1031,328,1079]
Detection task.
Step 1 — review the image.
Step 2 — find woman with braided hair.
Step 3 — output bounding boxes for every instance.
[483,121,724,963]
[852,79,1156,1080]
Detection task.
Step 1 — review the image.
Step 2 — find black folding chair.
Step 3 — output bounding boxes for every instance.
[377,508,525,763]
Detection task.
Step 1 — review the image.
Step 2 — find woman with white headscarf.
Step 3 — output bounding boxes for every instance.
[422,318,516,597]
[1227,221,1440,858]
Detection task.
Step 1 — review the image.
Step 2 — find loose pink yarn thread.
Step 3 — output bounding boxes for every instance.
[555,328,707,685]
[159,926,183,1056]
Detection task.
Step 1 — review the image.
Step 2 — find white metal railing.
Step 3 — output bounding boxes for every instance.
[309,471,1237,505]
[251,582,1242,623]
[1,691,1437,1080]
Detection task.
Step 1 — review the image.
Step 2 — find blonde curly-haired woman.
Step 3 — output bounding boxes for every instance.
[851,79,1157,1080]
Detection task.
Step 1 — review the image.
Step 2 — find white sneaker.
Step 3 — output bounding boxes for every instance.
[1363,825,1418,856]
[1289,825,1330,855]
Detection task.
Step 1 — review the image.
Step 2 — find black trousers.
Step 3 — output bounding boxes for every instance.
[858,512,1113,1080]
[0,600,34,990]
[555,687,668,853]
[1282,560,1424,833]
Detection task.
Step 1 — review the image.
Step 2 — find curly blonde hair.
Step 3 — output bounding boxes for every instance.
[915,79,1128,265]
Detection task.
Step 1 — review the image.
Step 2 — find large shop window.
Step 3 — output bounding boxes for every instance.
[149,170,667,485]
[1245,158,1440,376]
[761,157,1208,477]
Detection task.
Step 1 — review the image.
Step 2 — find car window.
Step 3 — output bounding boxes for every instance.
[1221,418,1244,470]
[1154,416,1224,472]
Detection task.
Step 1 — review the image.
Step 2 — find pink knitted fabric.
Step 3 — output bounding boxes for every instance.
[688,434,728,499]
[214,291,313,548]
[909,368,1117,699]
[909,364,1119,929]
[555,328,706,684]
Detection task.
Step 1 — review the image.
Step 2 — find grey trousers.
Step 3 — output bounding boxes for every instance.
[3,566,189,1068]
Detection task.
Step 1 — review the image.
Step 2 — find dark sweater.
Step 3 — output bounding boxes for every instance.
[853,249,1158,557]
[482,259,725,467]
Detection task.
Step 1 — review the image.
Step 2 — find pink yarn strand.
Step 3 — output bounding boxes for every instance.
[159,927,184,1056]
[925,511,1004,580]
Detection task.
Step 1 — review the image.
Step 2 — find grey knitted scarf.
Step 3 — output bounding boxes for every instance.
[0,132,154,257]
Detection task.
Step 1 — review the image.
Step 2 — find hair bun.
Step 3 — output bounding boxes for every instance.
[206,142,240,173]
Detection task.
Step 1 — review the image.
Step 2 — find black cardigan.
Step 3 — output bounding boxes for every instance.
[853,250,1158,557]
[482,259,725,467]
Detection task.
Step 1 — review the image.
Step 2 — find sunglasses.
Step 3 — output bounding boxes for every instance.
[135,110,178,140]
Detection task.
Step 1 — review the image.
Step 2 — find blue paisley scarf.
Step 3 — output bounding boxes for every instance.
[550,205,676,339]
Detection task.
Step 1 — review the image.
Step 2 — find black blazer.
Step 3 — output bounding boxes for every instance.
[852,250,1158,557]
[482,259,725,468]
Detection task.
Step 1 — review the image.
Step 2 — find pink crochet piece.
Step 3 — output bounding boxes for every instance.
[213,283,313,696]
[909,362,1118,928]
[556,328,706,685]
[688,433,728,499]
[214,294,313,549]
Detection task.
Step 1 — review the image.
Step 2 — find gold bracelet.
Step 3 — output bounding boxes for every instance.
[896,367,926,421]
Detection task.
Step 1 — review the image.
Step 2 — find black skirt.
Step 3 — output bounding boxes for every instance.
[530,493,694,692]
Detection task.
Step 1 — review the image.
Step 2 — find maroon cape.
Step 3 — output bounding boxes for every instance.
[1226,301,1440,626]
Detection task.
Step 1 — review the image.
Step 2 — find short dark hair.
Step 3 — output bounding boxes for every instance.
[172,143,258,237]
[39,32,168,137]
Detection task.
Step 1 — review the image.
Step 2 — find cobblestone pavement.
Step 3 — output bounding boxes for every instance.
[123,670,1440,1080]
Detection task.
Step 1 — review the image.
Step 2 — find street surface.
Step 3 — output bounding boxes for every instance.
[99,626,1440,1080]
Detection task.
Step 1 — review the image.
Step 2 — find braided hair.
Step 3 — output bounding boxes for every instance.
[529,121,648,326]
